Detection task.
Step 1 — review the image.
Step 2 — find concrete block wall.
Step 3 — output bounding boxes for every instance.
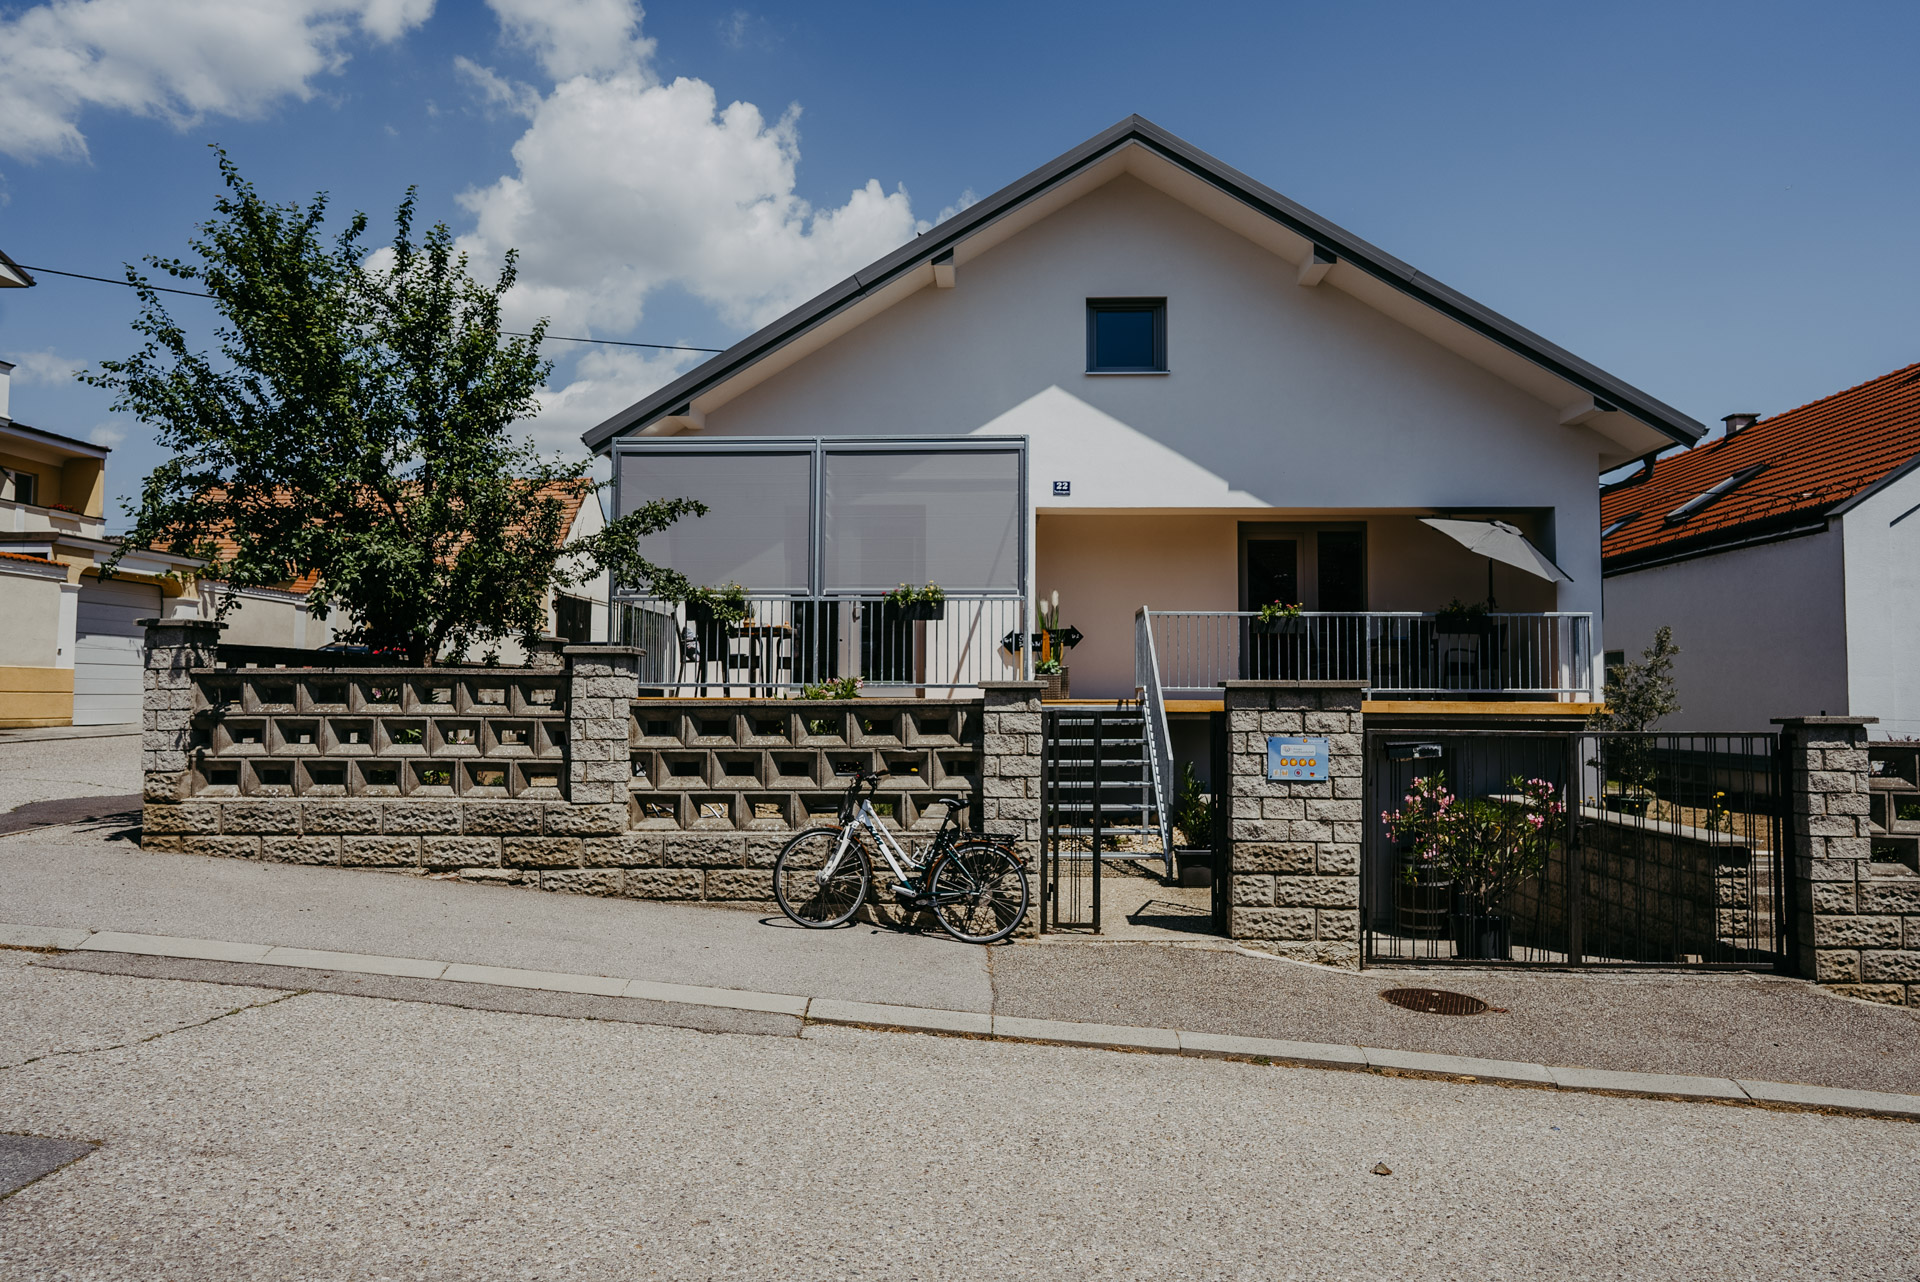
[1779,715,1920,1004]
[1222,681,1363,968]
[979,682,1044,856]
[141,624,1020,913]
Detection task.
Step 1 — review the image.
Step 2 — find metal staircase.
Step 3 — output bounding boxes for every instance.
[1039,704,1173,878]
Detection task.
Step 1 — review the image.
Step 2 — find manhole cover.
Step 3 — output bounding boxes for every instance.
[1380,987,1489,1016]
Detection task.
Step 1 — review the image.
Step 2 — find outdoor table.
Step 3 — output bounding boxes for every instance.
[730,621,794,697]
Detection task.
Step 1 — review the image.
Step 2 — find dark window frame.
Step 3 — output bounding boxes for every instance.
[1086,297,1168,373]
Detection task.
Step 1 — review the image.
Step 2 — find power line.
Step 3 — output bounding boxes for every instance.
[15,262,727,353]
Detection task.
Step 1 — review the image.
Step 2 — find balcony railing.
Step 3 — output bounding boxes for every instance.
[614,595,1030,697]
[1140,610,1594,700]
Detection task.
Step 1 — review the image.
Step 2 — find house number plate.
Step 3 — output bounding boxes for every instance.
[1266,736,1329,781]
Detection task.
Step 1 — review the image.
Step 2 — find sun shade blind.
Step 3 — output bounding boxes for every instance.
[822,449,1021,592]
[618,449,812,591]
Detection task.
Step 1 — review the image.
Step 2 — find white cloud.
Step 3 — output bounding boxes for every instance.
[488,0,651,80]
[521,344,700,457]
[6,349,87,385]
[88,421,129,448]
[0,0,435,161]
[452,55,540,119]
[455,16,924,340]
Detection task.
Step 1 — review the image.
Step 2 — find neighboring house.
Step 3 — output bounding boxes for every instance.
[584,115,1699,761]
[190,480,610,660]
[0,360,202,727]
[1602,361,1920,738]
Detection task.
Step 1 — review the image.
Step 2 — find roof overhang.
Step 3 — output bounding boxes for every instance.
[1,419,111,462]
[584,115,1702,462]
[0,249,34,289]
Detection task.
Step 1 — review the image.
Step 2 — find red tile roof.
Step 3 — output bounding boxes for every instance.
[1601,360,1920,569]
[0,550,60,566]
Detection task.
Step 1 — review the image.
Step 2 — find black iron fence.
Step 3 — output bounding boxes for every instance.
[1363,729,1786,968]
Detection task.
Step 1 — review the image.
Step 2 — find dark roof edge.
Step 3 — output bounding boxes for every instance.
[2,418,111,457]
[0,248,35,287]
[584,115,1704,452]
[1602,513,1833,576]
[1828,448,1920,519]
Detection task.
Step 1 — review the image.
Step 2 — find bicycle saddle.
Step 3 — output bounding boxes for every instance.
[927,795,969,811]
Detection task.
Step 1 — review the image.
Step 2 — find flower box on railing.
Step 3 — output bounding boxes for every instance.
[1250,616,1308,636]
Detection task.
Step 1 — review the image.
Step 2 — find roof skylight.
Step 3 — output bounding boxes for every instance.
[1665,464,1766,525]
[1600,513,1640,538]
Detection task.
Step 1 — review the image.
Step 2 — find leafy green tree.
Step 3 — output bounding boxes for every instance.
[1589,625,1681,795]
[1591,625,1681,732]
[91,152,706,664]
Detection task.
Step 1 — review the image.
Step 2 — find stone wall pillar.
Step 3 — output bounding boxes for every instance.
[980,681,1045,848]
[1223,681,1364,968]
[564,645,642,806]
[1775,715,1920,1004]
[140,618,223,804]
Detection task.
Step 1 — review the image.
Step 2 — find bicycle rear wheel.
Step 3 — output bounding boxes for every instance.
[928,840,1029,944]
[774,827,871,928]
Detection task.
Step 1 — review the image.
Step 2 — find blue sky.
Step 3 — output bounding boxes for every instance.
[2,0,1917,529]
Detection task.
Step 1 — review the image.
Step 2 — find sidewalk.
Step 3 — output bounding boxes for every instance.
[6,819,1920,1098]
[9,921,1920,1120]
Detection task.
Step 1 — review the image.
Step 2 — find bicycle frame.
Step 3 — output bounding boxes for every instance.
[819,797,926,888]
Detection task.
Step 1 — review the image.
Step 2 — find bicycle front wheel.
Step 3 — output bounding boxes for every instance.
[774,827,871,928]
[928,841,1030,944]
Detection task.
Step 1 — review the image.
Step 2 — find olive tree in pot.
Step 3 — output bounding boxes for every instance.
[1169,761,1215,888]
[1384,772,1564,960]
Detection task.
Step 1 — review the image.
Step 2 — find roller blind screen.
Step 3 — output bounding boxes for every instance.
[617,449,811,591]
[822,449,1021,592]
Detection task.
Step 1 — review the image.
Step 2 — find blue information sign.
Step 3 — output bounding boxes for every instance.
[1266,735,1330,781]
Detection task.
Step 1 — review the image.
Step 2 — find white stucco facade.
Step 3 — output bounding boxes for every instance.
[1841,464,1920,739]
[617,169,1642,697]
[1602,462,1920,738]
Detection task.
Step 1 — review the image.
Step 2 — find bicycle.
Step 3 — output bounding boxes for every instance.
[773,770,1030,944]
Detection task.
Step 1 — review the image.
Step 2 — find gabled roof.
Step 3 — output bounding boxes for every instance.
[1601,360,1920,572]
[584,115,1702,456]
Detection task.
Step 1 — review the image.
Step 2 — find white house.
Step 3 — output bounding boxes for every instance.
[585,116,1697,733]
[1602,361,1920,739]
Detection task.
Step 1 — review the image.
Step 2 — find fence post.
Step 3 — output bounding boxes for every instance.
[1772,714,1910,1002]
[564,645,643,807]
[1222,679,1365,968]
[140,618,223,804]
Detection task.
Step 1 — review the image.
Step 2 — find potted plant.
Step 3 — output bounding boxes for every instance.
[1169,761,1215,887]
[1384,771,1563,961]
[1036,591,1070,697]
[884,582,947,621]
[1253,600,1307,635]
[1433,597,1493,637]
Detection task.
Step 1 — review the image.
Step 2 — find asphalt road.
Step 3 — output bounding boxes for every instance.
[2,948,1918,1280]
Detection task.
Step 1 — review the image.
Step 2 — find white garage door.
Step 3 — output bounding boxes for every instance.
[74,578,160,726]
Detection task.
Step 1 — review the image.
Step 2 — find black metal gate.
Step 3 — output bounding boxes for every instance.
[1039,709,1106,931]
[1362,729,1787,968]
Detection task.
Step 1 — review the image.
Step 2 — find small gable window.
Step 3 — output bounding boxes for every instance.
[1087,298,1166,373]
[1666,464,1766,525]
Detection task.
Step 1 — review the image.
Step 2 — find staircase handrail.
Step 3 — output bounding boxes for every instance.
[1135,607,1175,871]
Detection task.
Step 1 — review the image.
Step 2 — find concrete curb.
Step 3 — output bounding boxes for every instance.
[7,921,1918,1121]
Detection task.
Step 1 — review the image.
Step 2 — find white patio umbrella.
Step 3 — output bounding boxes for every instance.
[1419,518,1571,607]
